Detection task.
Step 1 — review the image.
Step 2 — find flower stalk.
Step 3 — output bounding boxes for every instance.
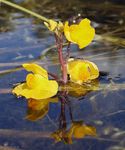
[55,34,68,84]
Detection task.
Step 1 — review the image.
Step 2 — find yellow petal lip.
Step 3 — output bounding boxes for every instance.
[67,59,99,84]
[64,18,95,49]
[13,63,58,100]
[23,63,48,79]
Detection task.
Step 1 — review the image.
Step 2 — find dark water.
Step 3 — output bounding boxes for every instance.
[0,0,125,150]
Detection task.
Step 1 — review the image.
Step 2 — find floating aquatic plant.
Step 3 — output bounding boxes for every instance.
[1,0,99,143]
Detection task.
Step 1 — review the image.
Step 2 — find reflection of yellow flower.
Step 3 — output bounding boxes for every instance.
[66,121,96,144]
[51,121,96,144]
[67,59,99,84]
[12,63,58,100]
[64,18,95,49]
[26,98,49,121]
[60,81,99,97]
[26,97,58,121]
[51,129,64,143]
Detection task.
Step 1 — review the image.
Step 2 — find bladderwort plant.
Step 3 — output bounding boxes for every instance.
[0,0,99,100]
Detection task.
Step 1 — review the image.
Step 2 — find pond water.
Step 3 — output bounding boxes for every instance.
[0,0,125,150]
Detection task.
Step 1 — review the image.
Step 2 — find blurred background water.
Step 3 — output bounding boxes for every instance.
[0,0,125,149]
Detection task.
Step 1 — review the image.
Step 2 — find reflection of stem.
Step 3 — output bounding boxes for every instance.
[58,91,74,130]
[66,97,73,122]
[1,0,49,23]
[55,34,67,84]
[59,95,66,129]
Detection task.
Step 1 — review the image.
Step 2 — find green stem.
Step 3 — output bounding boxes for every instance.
[0,0,49,23]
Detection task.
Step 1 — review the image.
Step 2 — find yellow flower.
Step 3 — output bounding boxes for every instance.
[12,63,58,100]
[64,18,95,49]
[67,59,99,84]
[44,19,64,35]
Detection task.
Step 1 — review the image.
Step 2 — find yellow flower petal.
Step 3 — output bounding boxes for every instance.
[23,63,48,79]
[85,60,99,80]
[64,21,73,42]
[79,18,90,27]
[64,18,95,49]
[26,73,45,89]
[67,60,90,84]
[57,21,64,32]
[67,59,99,84]
[12,74,58,100]
[44,19,64,36]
